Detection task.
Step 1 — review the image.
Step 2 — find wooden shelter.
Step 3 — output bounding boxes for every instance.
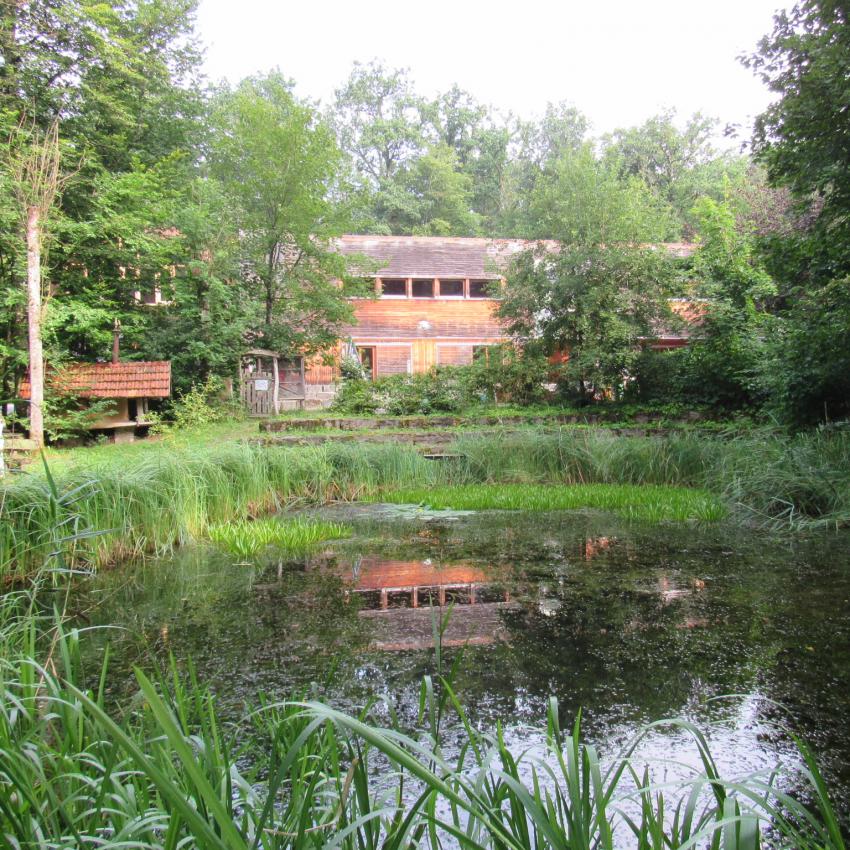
[20,361,171,442]
[239,349,306,415]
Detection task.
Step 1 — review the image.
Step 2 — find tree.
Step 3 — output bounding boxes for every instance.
[526,143,677,243]
[211,72,361,356]
[743,0,850,270]
[677,198,776,409]
[5,119,71,447]
[602,111,749,238]
[384,144,481,236]
[499,245,675,401]
[332,61,425,187]
[0,0,209,405]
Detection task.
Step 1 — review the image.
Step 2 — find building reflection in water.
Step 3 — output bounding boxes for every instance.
[329,556,513,652]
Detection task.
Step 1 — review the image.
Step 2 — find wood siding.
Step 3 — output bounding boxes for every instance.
[305,296,510,384]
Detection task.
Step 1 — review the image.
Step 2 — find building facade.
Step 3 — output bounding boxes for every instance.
[298,235,696,406]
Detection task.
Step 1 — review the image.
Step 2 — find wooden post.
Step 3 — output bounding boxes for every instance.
[272,355,280,415]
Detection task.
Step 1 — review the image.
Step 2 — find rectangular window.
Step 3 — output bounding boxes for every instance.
[468,279,492,299]
[381,278,407,297]
[411,279,435,298]
[438,279,464,297]
[357,346,376,380]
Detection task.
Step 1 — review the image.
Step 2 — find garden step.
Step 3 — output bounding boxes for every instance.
[255,425,674,453]
[258,411,708,433]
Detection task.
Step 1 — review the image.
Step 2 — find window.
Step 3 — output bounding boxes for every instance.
[411,278,435,298]
[439,279,464,297]
[468,279,492,299]
[381,278,407,297]
[357,346,376,380]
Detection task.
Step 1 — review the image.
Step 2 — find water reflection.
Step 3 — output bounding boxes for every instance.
[316,555,514,650]
[74,508,850,822]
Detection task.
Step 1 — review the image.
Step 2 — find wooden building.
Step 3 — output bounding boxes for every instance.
[20,361,171,442]
[299,235,697,405]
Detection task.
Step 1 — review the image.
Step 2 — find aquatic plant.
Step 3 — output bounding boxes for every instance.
[2,427,849,579]
[0,580,846,849]
[207,516,351,559]
[371,482,727,521]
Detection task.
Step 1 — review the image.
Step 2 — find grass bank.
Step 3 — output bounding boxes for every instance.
[373,482,726,521]
[1,580,845,849]
[2,427,849,580]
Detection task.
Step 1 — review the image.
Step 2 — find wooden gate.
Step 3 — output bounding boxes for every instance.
[240,350,306,415]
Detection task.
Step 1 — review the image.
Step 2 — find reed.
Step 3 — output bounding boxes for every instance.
[2,427,849,580]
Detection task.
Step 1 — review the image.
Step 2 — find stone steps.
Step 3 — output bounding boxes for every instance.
[260,411,692,433]
[1,436,38,473]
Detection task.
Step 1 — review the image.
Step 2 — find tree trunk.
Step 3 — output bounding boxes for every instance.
[26,204,44,448]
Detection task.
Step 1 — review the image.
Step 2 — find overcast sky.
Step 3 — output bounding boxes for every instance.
[195,0,788,146]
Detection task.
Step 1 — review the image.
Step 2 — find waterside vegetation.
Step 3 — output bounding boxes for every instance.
[2,426,849,580]
[207,516,351,560]
[372,483,726,522]
[0,579,846,850]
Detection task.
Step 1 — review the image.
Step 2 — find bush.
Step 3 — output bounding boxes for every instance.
[465,345,552,406]
[154,375,242,432]
[625,348,688,404]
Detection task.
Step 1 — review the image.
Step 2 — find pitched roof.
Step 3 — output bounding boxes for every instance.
[335,235,696,278]
[20,361,171,399]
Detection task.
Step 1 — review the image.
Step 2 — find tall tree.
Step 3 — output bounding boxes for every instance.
[211,72,361,356]
[499,245,675,401]
[5,120,70,447]
[526,143,677,242]
[743,0,850,272]
[602,111,749,238]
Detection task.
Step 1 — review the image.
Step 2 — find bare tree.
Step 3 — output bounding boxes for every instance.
[6,119,69,448]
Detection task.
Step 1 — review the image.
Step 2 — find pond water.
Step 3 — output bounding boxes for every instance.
[72,506,850,819]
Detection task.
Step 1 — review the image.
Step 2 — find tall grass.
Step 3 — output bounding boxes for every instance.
[2,428,849,580]
[0,578,846,849]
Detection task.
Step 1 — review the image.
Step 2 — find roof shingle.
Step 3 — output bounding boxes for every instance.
[20,362,171,399]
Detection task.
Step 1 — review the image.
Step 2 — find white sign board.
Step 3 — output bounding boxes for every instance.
[254,378,269,392]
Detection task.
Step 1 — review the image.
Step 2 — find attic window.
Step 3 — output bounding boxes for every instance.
[412,279,435,298]
[381,278,407,297]
[439,279,464,297]
[469,280,491,298]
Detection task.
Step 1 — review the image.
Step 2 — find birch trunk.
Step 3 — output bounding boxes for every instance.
[26,204,44,448]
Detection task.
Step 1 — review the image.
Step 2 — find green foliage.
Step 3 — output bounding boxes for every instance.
[744,0,850,270]
[764,278,850,427]
[373,482,727,521]
[464,344,551,406]
[207,517,351,560]
[332,351,551,415]
[210,72,358,352]
[500,245,676,401]
[154,375,242,432]
[675,199,775,409]
[527,143,678,243]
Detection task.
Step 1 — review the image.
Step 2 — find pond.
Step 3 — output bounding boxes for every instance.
[72,505,850,820]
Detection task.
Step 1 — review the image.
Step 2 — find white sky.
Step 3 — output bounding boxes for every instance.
[195,0,788,146]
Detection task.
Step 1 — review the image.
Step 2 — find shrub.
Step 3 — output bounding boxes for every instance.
[157,374,242,431]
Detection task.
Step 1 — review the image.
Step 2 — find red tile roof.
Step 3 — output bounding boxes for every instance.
[335,235,696,278]
[20,361,171,399]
